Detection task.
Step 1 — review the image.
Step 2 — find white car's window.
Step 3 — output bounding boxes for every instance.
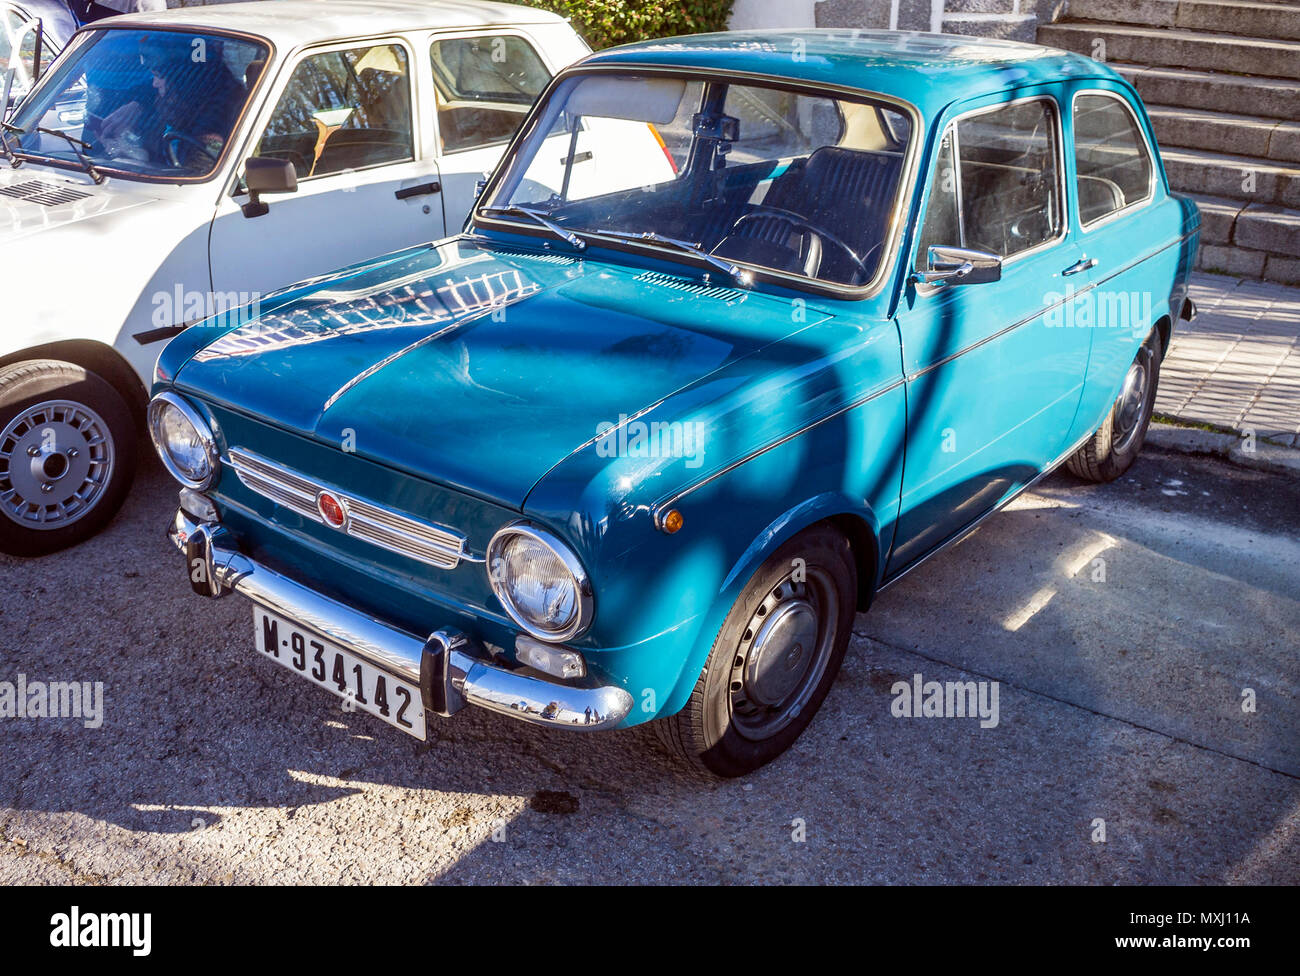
[2,8,40,90]
[430,34,551,154]
[1074,93,1153,225]
[255,43,414,181]
[7,28,267,180]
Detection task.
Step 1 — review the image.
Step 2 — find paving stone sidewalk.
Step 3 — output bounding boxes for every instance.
[1157,272,1300,447]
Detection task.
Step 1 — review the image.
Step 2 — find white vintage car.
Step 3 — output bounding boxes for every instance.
[0,0,603,555]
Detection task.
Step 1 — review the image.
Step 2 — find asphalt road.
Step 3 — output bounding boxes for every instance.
[1,440,1297,884]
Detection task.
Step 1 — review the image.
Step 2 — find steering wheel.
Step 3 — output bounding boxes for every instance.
[164,131,221,168]
[726,205,874,281]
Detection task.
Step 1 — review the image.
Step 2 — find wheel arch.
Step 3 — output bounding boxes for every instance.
[0,340,148,429]
[657,492,885,720]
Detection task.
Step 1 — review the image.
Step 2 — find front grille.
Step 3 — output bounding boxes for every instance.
[227,447,469,570]
[0,180,92,206]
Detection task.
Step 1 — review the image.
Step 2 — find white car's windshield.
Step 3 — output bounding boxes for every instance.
[480,72,913,288]
[8,27,267,180]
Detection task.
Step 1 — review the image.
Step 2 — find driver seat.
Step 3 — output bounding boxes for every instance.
[714,146,902,283]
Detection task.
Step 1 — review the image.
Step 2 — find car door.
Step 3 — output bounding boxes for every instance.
[887,90,1092,574]
[428,28,591,232]
[1063,85,1169,446]
[209,37,445,298]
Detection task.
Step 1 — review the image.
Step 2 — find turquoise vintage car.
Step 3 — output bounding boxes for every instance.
[149,30,1199,776]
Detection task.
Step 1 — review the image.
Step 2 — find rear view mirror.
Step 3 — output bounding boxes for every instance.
[912,245,1002,286]
[241,156,297,218]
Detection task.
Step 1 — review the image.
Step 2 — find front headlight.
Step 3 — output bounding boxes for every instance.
[148,392,219,490]
[487,524,593,643]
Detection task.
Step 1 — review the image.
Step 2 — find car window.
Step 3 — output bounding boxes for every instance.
[256,43,413,180]
[488,72,912,288]
[2,7,37,85]
[1074,93,1153,225]
[430,34,551,153]
[953,99,1062,259]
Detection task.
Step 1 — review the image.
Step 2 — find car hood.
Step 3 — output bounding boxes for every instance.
[172,237,836,507]
[0,167,161,244]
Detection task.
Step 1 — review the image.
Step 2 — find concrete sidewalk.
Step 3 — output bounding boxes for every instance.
[1157,272,1300,447]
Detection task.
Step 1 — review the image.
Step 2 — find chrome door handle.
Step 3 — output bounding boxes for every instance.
[1062,257,1097,276]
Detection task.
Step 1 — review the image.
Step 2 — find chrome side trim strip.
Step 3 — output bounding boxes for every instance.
[652,378,905,521]
[227,447,474,570]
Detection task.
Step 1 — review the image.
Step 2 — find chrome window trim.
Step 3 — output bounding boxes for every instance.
[1071,87,1159,233]
[486,522,594,642]
[226,447,476,570]
[471,61,924,302]
[148,392,220,491]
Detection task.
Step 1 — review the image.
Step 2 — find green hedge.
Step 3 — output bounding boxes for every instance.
[518,0,735,51]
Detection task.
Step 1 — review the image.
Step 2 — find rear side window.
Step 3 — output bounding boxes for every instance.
[431,35,551,153]
[1074,93,1154,225]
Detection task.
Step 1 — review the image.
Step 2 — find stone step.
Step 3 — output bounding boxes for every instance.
[1115,64,1300,122]
[1192,194,1245,246]
[941,12,1038,42]
[1147,105,1300,164]
[1190,193,1300,257]
[1161,146,1300,209]
[943,0,1019,13]
[1037,22,1300,79]
[1067,0,1300,42]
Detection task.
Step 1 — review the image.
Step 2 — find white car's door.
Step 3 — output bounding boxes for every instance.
[209,37,445,297]
[427,28,592,232]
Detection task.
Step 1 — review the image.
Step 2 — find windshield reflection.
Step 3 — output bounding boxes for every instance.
[481,72,912,288]
[9,28,267,180]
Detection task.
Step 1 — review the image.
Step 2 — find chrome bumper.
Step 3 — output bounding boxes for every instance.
[168,507,632,732]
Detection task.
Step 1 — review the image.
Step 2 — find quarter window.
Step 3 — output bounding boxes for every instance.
[256,44,413,180]
[431,35,551,153]
[1073,93,1153,225]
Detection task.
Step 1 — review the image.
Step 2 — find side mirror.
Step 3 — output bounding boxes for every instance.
[241,156,297,218]
[912,245,1002,286]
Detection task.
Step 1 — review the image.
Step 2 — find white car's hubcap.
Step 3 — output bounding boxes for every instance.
[0,400,115,529]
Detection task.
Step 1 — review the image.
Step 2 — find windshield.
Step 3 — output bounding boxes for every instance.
[8,27,268,180]
[480,72,912,288]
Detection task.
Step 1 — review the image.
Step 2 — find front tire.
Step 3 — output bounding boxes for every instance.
[0,360,137,557]
[1066,332,1162,483]
[654,524,857,777]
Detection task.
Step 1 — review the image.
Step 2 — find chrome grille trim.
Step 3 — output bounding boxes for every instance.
[227,447,470,570]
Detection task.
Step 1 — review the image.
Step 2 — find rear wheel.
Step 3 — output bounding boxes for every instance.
[654,524,857,777]
[0,360,137,557]
[1066,332,1162,483]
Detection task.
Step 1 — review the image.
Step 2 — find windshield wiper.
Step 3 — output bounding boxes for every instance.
[0,121,23,167]
[596,230,752,285]
[479,205,585,250]
[6,124,104,183]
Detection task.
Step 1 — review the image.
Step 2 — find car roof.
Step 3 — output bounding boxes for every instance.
[581,29,1122,121]
[89,0,565,50]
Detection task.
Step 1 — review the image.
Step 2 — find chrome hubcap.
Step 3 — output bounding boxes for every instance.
[1112,356,1150,454]
[728,568,838,740]
[0,400,115,529]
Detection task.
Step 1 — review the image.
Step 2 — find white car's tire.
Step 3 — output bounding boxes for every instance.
[0,360,137,557]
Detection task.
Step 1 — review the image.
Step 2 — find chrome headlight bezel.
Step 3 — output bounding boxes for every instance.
[487,523,594,643]
[148,392,219,490]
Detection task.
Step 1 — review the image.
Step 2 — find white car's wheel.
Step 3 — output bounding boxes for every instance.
[0,360,137,557]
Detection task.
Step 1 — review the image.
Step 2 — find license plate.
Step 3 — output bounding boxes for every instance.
[252,608,426,740]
